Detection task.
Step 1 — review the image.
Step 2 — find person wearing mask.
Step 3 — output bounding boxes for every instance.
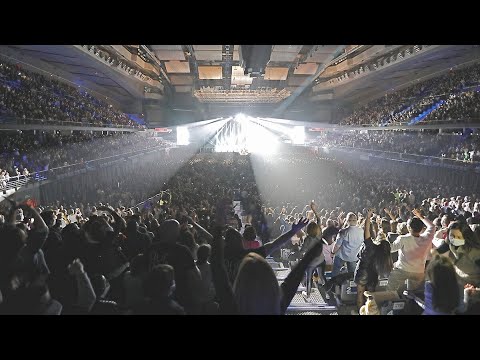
[433,221,480,312]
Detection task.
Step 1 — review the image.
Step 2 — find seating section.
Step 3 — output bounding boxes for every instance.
[0,59,142,128]
[339,62,480,126]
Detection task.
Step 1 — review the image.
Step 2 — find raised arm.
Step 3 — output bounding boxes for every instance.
[186,215,213,242]
[384,207,396,222]
[97,205,126,235]
[364,208,373,240]
[337,211,345,227]
[263,217,309,256]
[413,208,435,238]
[68,259,96,313]
[309,201,321,224]
[209,225,237,314]
[19,204,49,253]
[209,201,237,314]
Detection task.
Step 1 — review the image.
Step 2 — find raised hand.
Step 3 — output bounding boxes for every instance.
[68,258,85,275]
[290,216,309,234]
[412,208,423,219]
[367,208,374,217]
[309,200,317,212]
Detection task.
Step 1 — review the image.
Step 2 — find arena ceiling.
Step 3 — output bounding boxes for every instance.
[0,44,479,116]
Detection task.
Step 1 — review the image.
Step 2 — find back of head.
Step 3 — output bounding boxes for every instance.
[0,225,27,265]
[158,219,180,244]
[380,218,391,234]
[126,219,139,234]
[374,241,393,278]
[225,227,244,251]
[306,222,320,237]
[196,244,211,265]
[40,210,56,228]
[426,255,459,313]
[144,264,175,299]
[408,217,424,235]
[83,217,114,244]
[130,254,149,277]
[233,253,280,315]
[243,225,257,242]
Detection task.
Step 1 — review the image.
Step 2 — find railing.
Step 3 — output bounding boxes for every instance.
[132,190,172,211]
[333,118,480,129]
[0,116,144,129]
[0,174,30,192]
[1,144,172,192]
[329,145,480,172]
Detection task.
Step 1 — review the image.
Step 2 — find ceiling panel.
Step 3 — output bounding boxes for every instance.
[195,51,223,61]
[153,50,186,60]
[264,67,289,81]
[294,63,319,75]
[269,52,299,62]
[287,75,309,86]
[198,66,223,80]
[169,75,194,85]
[272,45,303,53]
[308,45,341,63]
[175,86,192,93]
[165,61,191,73]
[150,45,183,51]
[193,45,223,51]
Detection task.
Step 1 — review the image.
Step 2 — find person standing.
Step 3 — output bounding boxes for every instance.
[387,209,435,293]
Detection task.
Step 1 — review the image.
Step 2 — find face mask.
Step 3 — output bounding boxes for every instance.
[449,236,465,247]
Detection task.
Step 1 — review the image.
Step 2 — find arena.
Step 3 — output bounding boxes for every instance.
[0,45,479,315]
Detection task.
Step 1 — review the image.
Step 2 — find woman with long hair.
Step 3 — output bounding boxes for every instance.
[211,217,324,315]
[435,221,480,286]
[423,255,459,315]
[434,220,480,311]
[300,221,325,298]
[354,209,394,313]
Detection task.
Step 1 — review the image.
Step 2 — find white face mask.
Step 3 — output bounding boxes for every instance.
[449,236,465,247]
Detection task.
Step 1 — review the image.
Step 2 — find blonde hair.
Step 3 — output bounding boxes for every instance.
[233,253,281,315]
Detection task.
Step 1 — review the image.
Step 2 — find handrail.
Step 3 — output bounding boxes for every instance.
[331,145,480,164]
[1,144,171,191]
[342,117,480,128]
[328,146,480,172]
[132,190,172,210]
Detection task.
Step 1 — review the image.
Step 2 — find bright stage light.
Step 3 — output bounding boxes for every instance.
[177,126,190,145]
[234,113,246,122]
[213,115,278,154]
[292,126,305,145]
